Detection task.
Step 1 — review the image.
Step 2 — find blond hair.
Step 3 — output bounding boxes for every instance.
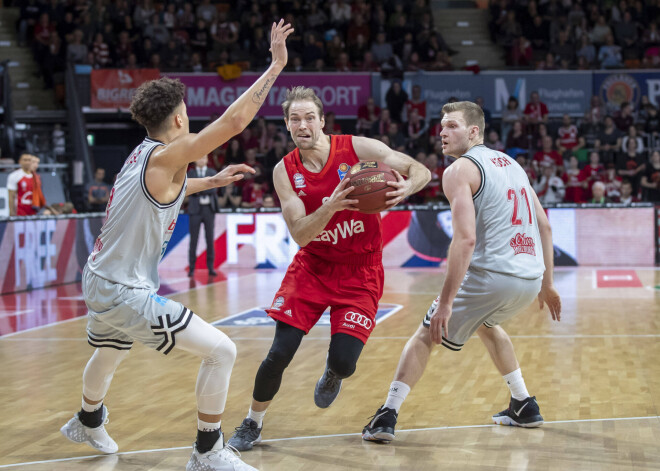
[281,86,324,119]
[442,101,485,138]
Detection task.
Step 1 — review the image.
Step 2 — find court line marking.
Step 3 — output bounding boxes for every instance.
[0,415,657,468]
[4,333,660,342]
[0,273,260,338]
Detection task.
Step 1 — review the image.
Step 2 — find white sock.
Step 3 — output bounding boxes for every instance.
[383,381,411,413]
[247,407,266,428]
[503,368,530,401]
[198,418,221,432]
[81,398,102,413]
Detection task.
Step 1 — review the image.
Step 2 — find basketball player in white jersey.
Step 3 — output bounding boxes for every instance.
[59,20,293,471]
[363,101,562,442]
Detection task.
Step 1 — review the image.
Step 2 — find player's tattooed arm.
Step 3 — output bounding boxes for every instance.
[252,75,277,104]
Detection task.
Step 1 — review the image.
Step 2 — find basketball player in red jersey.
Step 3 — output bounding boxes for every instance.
[7,153,37,216]
[228,87,431,451]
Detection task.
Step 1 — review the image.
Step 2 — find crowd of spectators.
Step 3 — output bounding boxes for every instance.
[17,0,457,89]
[490,0,660,69]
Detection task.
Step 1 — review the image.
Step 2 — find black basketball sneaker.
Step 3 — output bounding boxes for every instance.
[492,396,544,427]
[362,405,398,443]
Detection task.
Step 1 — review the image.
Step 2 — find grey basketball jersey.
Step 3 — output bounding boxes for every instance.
[86,137,187,289]
[462,144,545,280]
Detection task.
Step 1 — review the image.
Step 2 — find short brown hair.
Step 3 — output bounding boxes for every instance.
[442,101,485,138]
[281,86,324,119]
[129,77,186,134]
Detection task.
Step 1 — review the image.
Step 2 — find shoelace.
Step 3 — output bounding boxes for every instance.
[321,373,341,391]
[233,421,256,439]
[220,443,243,463]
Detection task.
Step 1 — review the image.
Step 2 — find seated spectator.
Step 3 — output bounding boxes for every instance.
[616,179,639,205]
[534,135,564,172]
[501,96,524,144]
[218,181,242,209]
[371,108,392,137]
[66,29,88,64]
[505,120,529,158]
[534,163,565,204]
[405,85,427,119]
[244,148,265,178]
[485,130,505,152]
[523,91,549,136]
[404,109,429,152]
[602,164,623,201]
[615,141,646,193]
[425,50,453,71]
[614,11,639,60]
[598,34,623,68]
[262,193,277,208]
[590,15,612,47]
[549,30,575,66]
[589,181,610,204]
[335,52,351,72]
[509,35,533,67]
[536,52,559,70]
[516,154,537,185]
[323,111,342,135]
[620,125,645,154]
[356,97,381,136]
[527,15,549,52]
[86,167,111,212]
[614,102,635,132]
[579,151,605,200]
[562,155,584,203]
[386,122,407,152]
[240,127,259,151]
[576,34,596,66]
[385,80,409,123]
[595,116,623,165]
[475,97,492,132]
[241,175,268,208]
[225,138,245,164]
[420,153,443,202]
[640,150,660,201]
[556,114,584,156]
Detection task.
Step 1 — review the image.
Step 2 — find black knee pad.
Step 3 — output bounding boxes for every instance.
[253,322,304,402]
[327,333,364,379]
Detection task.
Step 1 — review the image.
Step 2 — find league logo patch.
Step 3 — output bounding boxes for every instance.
[338,162,350,180]
[271,296,284,311]
[293,173,306,188]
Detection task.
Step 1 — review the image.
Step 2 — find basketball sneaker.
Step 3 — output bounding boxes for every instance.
[314,367,342,408]
[227,418,262,451]
[60,405,118,454]
[186,433,258,471]
[362,405,398,443]
[492,396,544,428]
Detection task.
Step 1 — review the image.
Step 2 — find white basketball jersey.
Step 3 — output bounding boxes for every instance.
[86,137,187,289]
[462,144,545,280]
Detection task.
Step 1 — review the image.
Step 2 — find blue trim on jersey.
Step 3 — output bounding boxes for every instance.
[162,213,188,259]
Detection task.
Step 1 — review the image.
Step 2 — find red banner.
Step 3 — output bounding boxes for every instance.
[90,69,160,109]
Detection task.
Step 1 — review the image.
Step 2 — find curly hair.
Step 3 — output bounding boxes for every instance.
[281,86,324,120]
[129,78,186,134]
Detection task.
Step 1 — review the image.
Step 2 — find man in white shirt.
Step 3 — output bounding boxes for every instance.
[187,156,218,277]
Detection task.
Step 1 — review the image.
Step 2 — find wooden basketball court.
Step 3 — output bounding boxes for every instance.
[0,266,659,470]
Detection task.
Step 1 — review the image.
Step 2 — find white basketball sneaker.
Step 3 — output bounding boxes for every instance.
[186,433,258,471]
[60,406,118,454]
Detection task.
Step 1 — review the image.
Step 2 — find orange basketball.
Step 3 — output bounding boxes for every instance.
[347,161,397,214]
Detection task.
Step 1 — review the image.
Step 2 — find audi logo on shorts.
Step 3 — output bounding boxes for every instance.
[344,311,372,329]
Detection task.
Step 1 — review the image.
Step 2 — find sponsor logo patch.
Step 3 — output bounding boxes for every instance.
[343,311,373,329]
[510,233,536,256]
[212,304,403,327]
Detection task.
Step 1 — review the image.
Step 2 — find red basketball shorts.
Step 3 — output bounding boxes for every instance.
[266,250,384,344]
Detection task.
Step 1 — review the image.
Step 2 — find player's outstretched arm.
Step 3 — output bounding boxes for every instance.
[157,20,294,169]
[351,136,431,208]
[273,162,358,247]
[186,164,256,196]
[531,188,561,321]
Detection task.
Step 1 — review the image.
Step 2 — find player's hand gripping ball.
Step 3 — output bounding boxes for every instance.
[347,161,397,214]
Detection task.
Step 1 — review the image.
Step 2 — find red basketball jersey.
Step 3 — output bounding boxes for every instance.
[282,134,383,262]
